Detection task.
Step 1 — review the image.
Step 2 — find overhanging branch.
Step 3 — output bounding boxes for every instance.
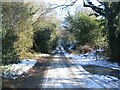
[83,0,105,16]
[48,0,77,10]
[32,0,78,26]
[30,7,41,16]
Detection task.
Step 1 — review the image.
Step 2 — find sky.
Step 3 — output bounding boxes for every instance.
[45,0,85,20]
[43,0,100,20]
[25,0,100,21]
[31,0,101,27]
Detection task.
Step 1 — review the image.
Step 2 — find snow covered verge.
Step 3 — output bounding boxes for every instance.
[64,53,120,70]
[1,59,37,79]
[93,74,119,87]
[64,52,120,88]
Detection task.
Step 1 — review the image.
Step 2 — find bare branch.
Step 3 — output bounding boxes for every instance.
[32,0,78,26]
[48,0,77,10]
[30,7,41,16]
[83,0,105,16]
[89,13,99,17]
[32,9,52,26]
[96,0,104,5]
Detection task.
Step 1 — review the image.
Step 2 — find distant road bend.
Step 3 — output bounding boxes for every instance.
[41,49,118,89]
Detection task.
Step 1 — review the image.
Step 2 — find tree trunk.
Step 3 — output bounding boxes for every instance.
[107,16,120,64]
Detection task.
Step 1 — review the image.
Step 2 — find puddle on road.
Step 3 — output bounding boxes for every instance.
[82,65,120,79]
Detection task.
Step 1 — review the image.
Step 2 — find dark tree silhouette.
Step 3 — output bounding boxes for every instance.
[83,0,120,63]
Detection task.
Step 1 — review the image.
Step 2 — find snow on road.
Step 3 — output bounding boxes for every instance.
[41,54,119,88]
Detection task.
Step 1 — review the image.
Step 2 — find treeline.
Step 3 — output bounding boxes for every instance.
[63,2,120,64]
[83,2,120,64]
[63,12,107,52]
[64,12,106,47]
[2,2,58,64]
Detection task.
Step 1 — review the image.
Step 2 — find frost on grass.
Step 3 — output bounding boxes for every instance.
[2,59,37,79]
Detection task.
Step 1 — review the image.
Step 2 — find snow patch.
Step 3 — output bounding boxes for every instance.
[93,74,119,88]
[2,59,37,79]
[64,52,119,88]
[37,54,50,57]
[64,52,120,70]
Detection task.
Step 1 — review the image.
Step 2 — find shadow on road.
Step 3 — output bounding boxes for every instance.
[2,56,53,89]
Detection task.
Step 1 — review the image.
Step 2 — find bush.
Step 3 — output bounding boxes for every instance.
[33,28,51,53]
[2,2,33,64]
